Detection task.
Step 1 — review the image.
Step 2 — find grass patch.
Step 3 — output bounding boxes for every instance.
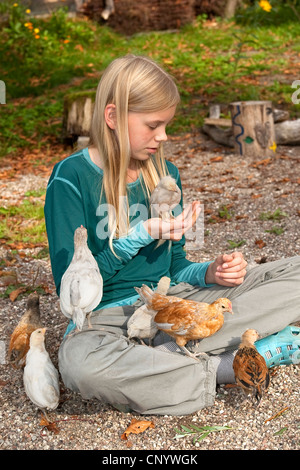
[0,6,300,155]
[0,195,46,246]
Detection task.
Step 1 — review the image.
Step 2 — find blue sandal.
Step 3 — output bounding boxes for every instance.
[255,326,300,368]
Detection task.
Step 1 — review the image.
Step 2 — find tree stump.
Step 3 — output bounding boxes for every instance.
[229,101,276,157]
[62,90,96,143]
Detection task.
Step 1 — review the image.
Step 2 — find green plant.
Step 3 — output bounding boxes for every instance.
[265,225,285,235]
[174,424,233,443]
[259,208,288,221]
[227,239,247,248]
[218,205,234,220]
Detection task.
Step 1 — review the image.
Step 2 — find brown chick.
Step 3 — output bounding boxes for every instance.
[134,284,233,360]
[233,329,270,404]
[128,276,171,345]
[8,293,42,368]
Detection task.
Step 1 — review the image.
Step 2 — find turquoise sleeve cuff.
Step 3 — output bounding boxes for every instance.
[95,221,154,278]
[113,221,154,261]
[173,261,215,288]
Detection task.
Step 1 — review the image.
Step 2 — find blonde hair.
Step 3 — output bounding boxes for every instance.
[90,54,180,247]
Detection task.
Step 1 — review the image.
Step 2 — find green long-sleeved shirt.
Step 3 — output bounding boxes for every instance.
[44,147,212,310]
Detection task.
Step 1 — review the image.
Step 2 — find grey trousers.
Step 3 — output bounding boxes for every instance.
[58,256,300,415]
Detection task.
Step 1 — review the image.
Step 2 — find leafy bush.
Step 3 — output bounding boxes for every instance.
[236,0,300,26]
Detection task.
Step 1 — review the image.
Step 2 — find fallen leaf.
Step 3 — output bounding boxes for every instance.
[255,239,266,249]
[210,156,223,162]
[9,286,27,302]
[40,415,60,434]
[0,270,18,286]
[121,418,155,440]
[251,158,271,168]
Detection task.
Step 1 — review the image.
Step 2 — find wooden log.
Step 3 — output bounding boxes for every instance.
[275,119,300,145]
[62,90,95,141]
[202,124,234,147]
[229,101,276,157]
[203,117,232,127]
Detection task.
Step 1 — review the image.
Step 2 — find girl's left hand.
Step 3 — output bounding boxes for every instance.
[205,252,248,287]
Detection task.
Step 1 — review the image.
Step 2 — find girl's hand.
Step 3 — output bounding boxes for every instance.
[206,252,247,287]
[143,201,201,240]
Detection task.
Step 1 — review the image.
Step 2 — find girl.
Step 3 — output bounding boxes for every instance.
[45,55,300,415]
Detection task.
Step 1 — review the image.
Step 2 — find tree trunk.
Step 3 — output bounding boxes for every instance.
[229,100,276,157]
[62,92,95,141]
[223,0,241,19]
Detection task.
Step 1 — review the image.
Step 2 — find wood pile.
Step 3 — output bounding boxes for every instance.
[79,0,196,34]
[202,103,300,153]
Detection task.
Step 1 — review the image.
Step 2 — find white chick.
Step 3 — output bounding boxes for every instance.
[23,328,60,421]
[128,276,171,346]
[59,225,103,331]
[150,175,181,221]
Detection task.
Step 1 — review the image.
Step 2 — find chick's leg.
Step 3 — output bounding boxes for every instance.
[179,345,206,361]
[87,312,93,329]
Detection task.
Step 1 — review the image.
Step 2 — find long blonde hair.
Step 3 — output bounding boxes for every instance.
[90,54,180,246]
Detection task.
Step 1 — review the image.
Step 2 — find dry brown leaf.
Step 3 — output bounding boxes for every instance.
[255,239,266,249]
[251,158,271,168]
[40,415,60,434]
[0,270,18,286]
[210,156,224,162]
[9,286,27,302]
[120,418,155,440]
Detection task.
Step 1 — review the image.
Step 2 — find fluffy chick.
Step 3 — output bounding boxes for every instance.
[23,328,60,421]
[59,225,103,331]
[128,276,171,345]
[150,175,181,221]
[134,284,233,360]
[8,293,42,368]
[233,329,270,404]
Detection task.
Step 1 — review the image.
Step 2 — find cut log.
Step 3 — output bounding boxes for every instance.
[229,101,276,157]
[62,90,96,141]
[202,120,300,147]
[275,119,300,145]
[202,124,234,147]
[203,117,232,127]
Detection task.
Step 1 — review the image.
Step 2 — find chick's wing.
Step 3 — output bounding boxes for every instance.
[154,301,211,334]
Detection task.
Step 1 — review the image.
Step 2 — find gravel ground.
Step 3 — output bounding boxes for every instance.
[0,133,299,451]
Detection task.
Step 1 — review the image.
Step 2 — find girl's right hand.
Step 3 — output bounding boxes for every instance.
[143,201,201,240]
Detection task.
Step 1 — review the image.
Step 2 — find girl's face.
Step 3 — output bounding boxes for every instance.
[127,106,176,165]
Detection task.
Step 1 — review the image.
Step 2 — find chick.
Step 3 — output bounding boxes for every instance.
[150,175,181,221]
[135,284,233,360]
[8,293,42,368]
[59,225,103,331]
[128,276,171,346]
[23,328,60,421]
[233,329,270,404]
